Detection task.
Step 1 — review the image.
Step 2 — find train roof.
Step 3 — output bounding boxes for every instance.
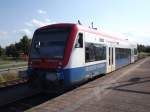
[37,23,137,48]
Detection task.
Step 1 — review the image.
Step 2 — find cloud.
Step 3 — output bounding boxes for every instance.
[100,28,150,45]
[134,31,150,38]
[19,29,32,36]
[25,22,34,27]
[25,9,53,29]
[25,18,53,28]
[0,31,8,37]
[22,18,53,37]
[122,31,150,45]
[45,18,51,23]
[22,10,54,39]
[31,19,47,27]
[37,9,47,15]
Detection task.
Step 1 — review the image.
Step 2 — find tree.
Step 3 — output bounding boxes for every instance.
[4,35,31,58]
[138,44,145,52]
[145,46,150,52]
[0,46,3,56]
[138,44,150,53]
[5,44,19,57]
[20,35,31,55]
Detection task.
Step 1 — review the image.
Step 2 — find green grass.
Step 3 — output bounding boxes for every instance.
[0,58,27,69]
[0,56,27,65]
[0,61,10,65]
[0,62,27,69]
[138,52,150,59]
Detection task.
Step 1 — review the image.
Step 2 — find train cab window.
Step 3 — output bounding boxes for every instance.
[75,33,83,48]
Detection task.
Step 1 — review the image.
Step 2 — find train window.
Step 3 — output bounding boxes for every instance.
[134,48,138,55]
[85,43,106,62]
[94,44,106,61]
[109,47,111,65]
[115,48,131,59]
[75,33,83,48]
[85,43,95,62]
[112,48,113,65]
[34,41,41,49]
[30,28,71,59]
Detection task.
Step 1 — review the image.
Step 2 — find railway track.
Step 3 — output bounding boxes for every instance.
[0,69,62,112]
[0,90,59,112]
[0,83,35,106]
[0,67,47,112]
[0,78,28,88]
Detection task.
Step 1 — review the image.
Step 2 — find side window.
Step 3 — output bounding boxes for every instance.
[85,43,106,63]
[134,48,138,55]
[75,33,83,48]
[85,43,95,62]
[115,48,131,59]
[94,44,106,61]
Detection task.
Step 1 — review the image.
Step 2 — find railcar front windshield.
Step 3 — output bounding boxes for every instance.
[30,28,70,59]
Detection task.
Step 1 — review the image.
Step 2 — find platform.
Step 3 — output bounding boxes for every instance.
[27,57,150,112]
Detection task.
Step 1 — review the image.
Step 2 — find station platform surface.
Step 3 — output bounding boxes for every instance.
[27,57,150,112]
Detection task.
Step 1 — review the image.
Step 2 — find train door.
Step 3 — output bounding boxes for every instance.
[69,32,85,67]
[131,49,134,63]
[107,46,115,73]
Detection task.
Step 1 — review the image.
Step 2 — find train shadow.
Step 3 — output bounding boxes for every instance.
[107,76,150,95]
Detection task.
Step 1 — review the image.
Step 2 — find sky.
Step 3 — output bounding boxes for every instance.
[0,0,150,47]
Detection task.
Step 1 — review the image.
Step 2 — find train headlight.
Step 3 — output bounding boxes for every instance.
[46,73,57,81]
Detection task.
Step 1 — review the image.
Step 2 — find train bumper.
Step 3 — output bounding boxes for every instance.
[27,68,65,92]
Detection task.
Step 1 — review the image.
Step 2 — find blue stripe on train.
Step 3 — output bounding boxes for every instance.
[62,62,106,85]
[115,57,131,69]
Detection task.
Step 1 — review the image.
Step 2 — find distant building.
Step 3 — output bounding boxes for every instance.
[19,53,28,61]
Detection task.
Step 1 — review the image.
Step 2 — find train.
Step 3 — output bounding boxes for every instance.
[27,23,138,92]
